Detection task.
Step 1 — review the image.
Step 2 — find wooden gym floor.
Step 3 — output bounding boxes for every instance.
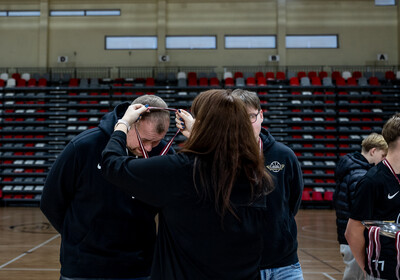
[0,207,344,280]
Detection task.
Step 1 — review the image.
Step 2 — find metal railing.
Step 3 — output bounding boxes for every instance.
[0,65,398,80]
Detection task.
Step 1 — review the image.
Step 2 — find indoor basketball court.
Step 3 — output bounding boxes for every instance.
[0,208,344,280]
[1,0,399,279]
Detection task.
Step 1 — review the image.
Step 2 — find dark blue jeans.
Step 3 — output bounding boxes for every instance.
[260,262,303,280]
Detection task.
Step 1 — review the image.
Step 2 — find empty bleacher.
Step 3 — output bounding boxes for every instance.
[1,66,399,207]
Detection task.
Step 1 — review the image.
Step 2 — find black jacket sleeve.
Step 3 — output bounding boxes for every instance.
[288,154,304,216]
[40,142,79,233]
[101,131,181,208]
[347,169,368,210]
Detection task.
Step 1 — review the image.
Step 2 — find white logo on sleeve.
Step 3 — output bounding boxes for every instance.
[388,191,399,200]
[97,163,101,170]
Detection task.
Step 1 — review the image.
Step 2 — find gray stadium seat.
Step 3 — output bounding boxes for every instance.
[300,77,311,86]
[235,77,245,87]
[322,77,333,86]
[177,78,187,87]
[358,77,368,86]
[363,71,373,79]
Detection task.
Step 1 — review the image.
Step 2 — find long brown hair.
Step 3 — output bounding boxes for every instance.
[180,89,274,219]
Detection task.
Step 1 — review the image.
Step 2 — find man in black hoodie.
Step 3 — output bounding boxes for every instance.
[40,95,174,280]
[231,89,304,280]
[334,133,387,279]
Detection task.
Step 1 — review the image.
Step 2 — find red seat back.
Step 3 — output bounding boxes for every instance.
[289,77,299,86]
[266,72,275,80]
[225,77,234,86]
[209,77,220,86]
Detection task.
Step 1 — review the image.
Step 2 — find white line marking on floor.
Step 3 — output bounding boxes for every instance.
[323,272,336,280]
[2,268,59,271]
[297,234,337,243]
[0,234,60,270]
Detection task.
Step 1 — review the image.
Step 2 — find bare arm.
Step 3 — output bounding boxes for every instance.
[345,218,366,271]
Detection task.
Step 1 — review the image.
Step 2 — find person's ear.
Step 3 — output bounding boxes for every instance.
[259,109,264,120]
[369,147,376,156]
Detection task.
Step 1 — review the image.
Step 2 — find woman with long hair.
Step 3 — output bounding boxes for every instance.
[101,89,274,280]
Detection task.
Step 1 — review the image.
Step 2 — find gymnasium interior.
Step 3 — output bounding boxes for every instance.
[0,0,399,279]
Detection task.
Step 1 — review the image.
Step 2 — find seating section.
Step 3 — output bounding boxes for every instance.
[1,69,399,207]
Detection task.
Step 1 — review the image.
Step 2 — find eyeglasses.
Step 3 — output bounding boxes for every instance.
[249,109,260,123]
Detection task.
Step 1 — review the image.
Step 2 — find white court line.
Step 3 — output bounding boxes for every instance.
[2,268,59,271]
[301,225,337,235]
[297,234,337,243]
[0,234,60,270]
[323,272,336,280]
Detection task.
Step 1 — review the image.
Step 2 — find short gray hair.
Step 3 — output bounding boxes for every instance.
[132,95,170,134]
[231,89,261,110]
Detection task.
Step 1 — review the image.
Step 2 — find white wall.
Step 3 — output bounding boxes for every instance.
[0,0,397,68]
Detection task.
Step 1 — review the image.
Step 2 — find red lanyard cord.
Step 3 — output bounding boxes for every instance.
[135,107,180,158]
[147,106,178,112]
[383,158,400,186]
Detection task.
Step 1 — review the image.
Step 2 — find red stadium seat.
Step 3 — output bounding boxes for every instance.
[255,72,264,79]
[199,77,208,86]
[311,77,321,85]
[353,71,362,79]
[145,77,155,86]
[38,78,47,87]
[209,77,220,86]
[385,71,395,80]
[27,78,36,87]
[318,71,328,79]
[246,77,256,86]
[335,77,346,86]
[69,78,79,87]
[347,77,357,86]
[312,191,323,201]
[276,71,286,81]
[234,72,243,79]
[308,71,317,78]
[331,71,341,80]
[187,72,197,80]
[297,71,307,79]
[369,77,380,85]
[16,79,26,87]
[225,77,234,86]
[188,78,197,86]
[257,77,267,86]
[266,72,275,81]
[289,77,299,86]
[302,191,311,201]
[12,73,21,80]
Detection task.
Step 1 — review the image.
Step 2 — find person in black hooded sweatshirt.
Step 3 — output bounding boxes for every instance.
[176,89,304,280]
[231,89,304,280]
[40,95,174,280]
[334,132,387,280]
